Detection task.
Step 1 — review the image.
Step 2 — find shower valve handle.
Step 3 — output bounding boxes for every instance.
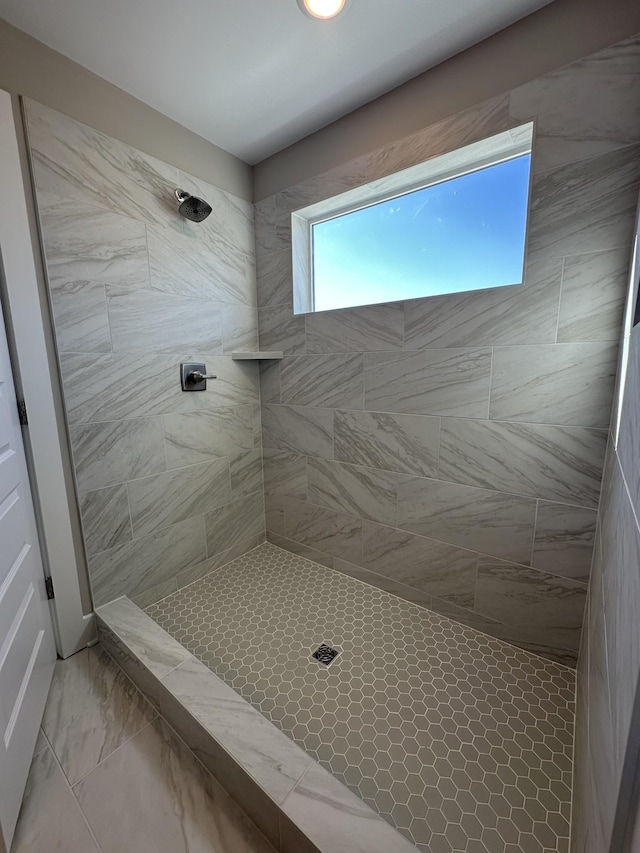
[186,370,217,384]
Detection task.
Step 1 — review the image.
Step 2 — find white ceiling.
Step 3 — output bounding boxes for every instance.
[0,0,553,163]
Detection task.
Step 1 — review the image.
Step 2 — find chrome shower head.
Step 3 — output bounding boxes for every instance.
[175,189,212,223]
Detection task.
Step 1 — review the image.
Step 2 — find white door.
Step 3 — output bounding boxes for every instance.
[0,294,56,851]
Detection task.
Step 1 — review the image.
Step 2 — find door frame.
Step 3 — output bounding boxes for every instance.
[0,88,94,658]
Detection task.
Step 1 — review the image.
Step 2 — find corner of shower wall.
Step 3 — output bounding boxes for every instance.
[21,97,266,611]
[253,33,640,669]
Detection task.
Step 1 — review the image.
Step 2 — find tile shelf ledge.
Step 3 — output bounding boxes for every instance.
[231,351,284,360]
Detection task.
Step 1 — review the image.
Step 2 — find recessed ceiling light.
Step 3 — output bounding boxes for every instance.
[297,0,346,20]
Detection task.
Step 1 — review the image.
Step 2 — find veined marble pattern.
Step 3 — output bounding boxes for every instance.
[256,246,292,308]
[509,35,640,173]
[616,325,640,519]
[305,302,404,353]
[362,521,477,606]
[558,247,630,342]
[263,448,307,499]
[532,502,597,582]
[79,484,132,556]
[147,542,575,853]
[262,404,334,459]
[397,476,537,565]
[527,143,640,259]
[50,281,112,353]
[403,257,562,349]
[307,458,398,526]
[489,342,618,428]
[364,349,492,417]
[127,458,231,538]
[60,352,259,424]
[204,492,265,556]
[162,407,254,469]
[221,305,259,353]
[38,191,149,287]
[258,305,306,355]
[439,418,607,508]
[334,409,440,477]
[230,449,264,499]
[283,496,362,564]
[280,354,364,408]
[69,417,165,492]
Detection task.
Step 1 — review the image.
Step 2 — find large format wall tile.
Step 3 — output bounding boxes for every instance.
[229,449,264,499]
[527,143,640,259]
[163,407,254,469]
[50,281,112,353]
[489,342,618,427]
[221,305,258,353]
[79,484,132,556]
[509,36,640,173]
[617,326,640,518]
[256,246,293,308]
[439,418,607,507]
[128,459,231,538]
[283,497,362,564]
[403,257,562,348]
[88,516,207,606]
[263,448,307,499]
[258,305,306,355]
[306,302,404,353]
[557,247,630,342]
[107,286,223,353]
[205,492,265,556]
[532,501,597,582]
[307,459,398,526]
[262,404,333,458]
[280,354,363,408]
[364,349,492,417]
[362,521,477,606]
[475,556,587,653]
[333,409,440,477]
[60,352,259,424]
[397,476,536,564]
[38,191,149,287]
[69,417,165,492]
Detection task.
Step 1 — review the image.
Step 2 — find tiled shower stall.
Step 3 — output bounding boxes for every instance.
[22,32,640,853]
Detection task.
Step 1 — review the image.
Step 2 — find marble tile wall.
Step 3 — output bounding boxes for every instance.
[24,99,265,609]
[255,34,640,667]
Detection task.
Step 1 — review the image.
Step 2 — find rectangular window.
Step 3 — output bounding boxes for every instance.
[292,123,534,314]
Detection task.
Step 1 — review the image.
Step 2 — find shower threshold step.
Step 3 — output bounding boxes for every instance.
[96,596,417,853]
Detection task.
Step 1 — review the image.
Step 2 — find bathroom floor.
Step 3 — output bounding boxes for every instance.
[147,542,576,853]
[11,645,275,853]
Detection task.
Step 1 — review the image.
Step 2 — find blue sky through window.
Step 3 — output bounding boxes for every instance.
[312,154,531,312]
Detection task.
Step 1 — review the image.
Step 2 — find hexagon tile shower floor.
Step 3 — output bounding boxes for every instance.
[147,543,575,853]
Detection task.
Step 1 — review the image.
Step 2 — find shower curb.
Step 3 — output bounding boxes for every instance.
[95,596,418,853]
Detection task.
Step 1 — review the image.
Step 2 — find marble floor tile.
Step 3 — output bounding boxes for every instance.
[88,515,207,607]
[533,501,597,582]
[258,305,306,355]
[305,302,404,353]
[439,418,607,508]
[41,646,156,786]
[557,247,630,342]
[60,352,259,425]
[334,409,440,477]
[397,475,536,565]
[475,555,587,652]
[362,520,477,606]
[50,281,112,353]
[10,747,100,853]
[256,246,293,308]
[74,718,276,853]
[509,35,640,174]
[128,459,231,538]
[283,496,362,564]
[489,342,618,428]
[404,257,562,348]
[107,286,223,354]
[280,354,364,409]
[527,143,640,260]
[79,483,132,556]
[69,416,165,492]
[38,190,149,288]
[262,403,333,459]
[162,406,254,469]
[307,458,397,526]
[364,349,491,418]
[205,492,265,556]
[263,448,307,499]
